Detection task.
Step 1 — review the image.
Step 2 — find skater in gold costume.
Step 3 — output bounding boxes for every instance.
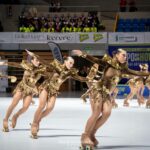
[73,49,150,149]
[145,76,150,108]
[81,64,119,109]
[123,64,148,107]
[30,53,88,138]
[138,64,150,108]
[1,52,47,132]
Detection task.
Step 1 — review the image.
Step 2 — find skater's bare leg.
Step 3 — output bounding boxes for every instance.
[3,91,22,131]
[90,100,112,146]
[11,95,32,128]
[32,89,48,124]
[37,95,56,123]
[81,94,103,146]
[124,86,136,106]
[31,89,48,137]
[137,85,145,106]
[112,88,118,108]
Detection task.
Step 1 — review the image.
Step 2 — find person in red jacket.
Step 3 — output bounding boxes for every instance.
[120,0,127,12]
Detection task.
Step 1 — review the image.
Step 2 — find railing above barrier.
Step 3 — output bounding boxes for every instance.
[0,32,150,44]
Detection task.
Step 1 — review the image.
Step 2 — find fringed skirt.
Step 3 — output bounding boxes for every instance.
[13,81,38,98]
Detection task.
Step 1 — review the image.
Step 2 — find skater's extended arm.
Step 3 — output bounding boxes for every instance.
[72,50,107,65]
[0,73,17,83]
[124,66,150,76]
[70,68,88,82]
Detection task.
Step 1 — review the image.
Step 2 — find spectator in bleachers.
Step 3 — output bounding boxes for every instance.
[76,22,82,32]
[0,21,4,32]
[40,24,47,32]
[32,19,40,32]
[47,22,55,32]
[91,23,97,32]
[19,13,26,27]
[54,17,62,32]
[18,12,103,32]
[28,23,35,32]
[83,24,90,32]
[19,25,25,32]
[119,0,127,12]
[128,0,137,12]
[61,23,70,32]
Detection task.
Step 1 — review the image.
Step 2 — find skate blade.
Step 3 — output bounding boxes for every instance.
[79,145,94,150]
[2,128,9,132]
[30,134,38,139]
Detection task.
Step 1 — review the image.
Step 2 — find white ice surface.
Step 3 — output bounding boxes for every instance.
[0,97,150,150]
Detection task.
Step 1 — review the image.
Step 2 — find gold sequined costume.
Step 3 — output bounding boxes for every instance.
[81,63,100,102]
[5,60,47,98]
[80,53,150,103]
[39,59,88,98]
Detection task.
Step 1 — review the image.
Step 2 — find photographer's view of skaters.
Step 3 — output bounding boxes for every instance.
[0,97,150,150]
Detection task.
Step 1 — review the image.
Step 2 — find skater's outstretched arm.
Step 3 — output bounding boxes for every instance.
[124,67,150,76]
[70,68,88,82]
[0,74,17,83]
[72,50,107,65]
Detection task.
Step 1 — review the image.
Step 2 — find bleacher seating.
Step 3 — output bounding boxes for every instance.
[117,18,150,32]
[18,11,105,32]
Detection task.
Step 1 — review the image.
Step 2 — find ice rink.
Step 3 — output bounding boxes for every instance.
[0,97,150,150]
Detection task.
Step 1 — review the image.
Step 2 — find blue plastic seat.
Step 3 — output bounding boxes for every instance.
[139,19,146,25]
[124,19,132,26]
[146,18,150,26]
[133,18,139,24]
[124,27,131,32]
[118,23,124,27]
[139,25,145,32]
[118,19,125,24]
[132,26,139,32]
[117,28,124,32]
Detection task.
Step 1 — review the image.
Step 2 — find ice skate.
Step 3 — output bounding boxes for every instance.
[2,119,9,132]
[137,98,145,106]
[123,100,129,107]
[90,135,99,147]
[112,100,118,108]
[146,99,150,108]
[31,123,38,139]
[80,133,94,150]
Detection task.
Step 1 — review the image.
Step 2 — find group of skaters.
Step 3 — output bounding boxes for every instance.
[108,63,150,109]
[0,48,150,150]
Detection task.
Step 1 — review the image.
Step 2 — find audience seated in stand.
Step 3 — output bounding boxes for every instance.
[18,12,105,32]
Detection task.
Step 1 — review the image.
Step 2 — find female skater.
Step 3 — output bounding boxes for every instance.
[30,54,88,138]
[1,52,47,132]
[123,64,148,107]
[139,64,150,108]
[145,76,150,108]
[73,49,150,149]
[81,63,118,108]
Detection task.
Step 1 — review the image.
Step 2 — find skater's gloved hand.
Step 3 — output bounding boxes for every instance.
[0,62,5,65]
[9,76,17,83]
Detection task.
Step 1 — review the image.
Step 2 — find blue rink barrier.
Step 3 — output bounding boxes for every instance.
[117,85,150,97]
